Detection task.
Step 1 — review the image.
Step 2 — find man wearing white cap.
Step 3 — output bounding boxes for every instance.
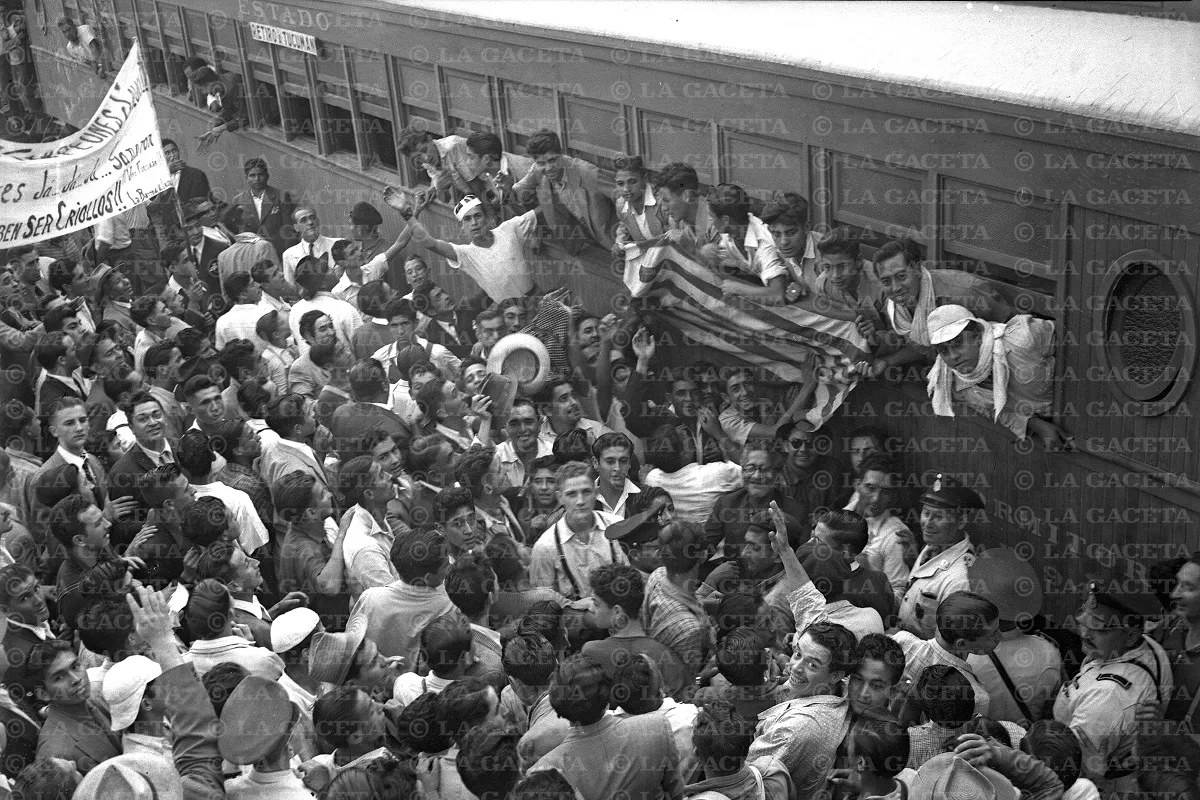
[102,655,165,756]
[925,304,1067,448]
[407,195,539,303]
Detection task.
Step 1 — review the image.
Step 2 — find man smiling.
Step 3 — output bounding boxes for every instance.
[32,638,121,772]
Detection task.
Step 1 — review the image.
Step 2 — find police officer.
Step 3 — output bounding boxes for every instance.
[966,547,1063,727]
[1053,581,1172,793]
[605,492,671,583]
[349,201,388,264]
[897,474,983,638]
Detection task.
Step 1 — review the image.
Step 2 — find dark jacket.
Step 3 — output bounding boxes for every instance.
[233,185,299,256]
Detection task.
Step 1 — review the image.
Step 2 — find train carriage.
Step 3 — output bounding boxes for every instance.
[21,0,1200,623]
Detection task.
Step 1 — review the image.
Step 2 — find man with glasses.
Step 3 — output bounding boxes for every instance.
[778,421,842,522]
[702,442,808,561]
[489,398,552,495]
[1054,582,1172,793]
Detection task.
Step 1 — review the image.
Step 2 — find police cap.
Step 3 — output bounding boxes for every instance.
[349,202,383,227]
[920,474,985,511]
[1085,579,1162,624]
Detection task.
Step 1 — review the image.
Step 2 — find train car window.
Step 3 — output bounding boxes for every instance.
[158,4,192,101]
[502,82,557,155]
[564,96,626,175]
[276,47,316,143]
[243,33,281,128]
[720,131,807,202]
[828,151,923,235]
[315,45,357,157]
[638,110,714,185]
[349,49,398,172]
[443,69,496,137]
[209,11,241,79]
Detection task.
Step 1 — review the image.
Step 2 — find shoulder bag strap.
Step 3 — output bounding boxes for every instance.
[553,524,582,600]
[988,651,1036,724]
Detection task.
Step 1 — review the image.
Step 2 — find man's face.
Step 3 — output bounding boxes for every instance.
[657,187,694,222]
[58,20,78,42]
[3,575,48,625]
[259,264,286,294]
[50,404,88,452]
[919,505,967,549]
[476,317,504,350]
[848,658,896,716]
[371,436,404,479]
[161,347,184,383]
[550,384,581,426]
[387,315,416,347]
[445,505,484,551]
[875,253,922,309]
[78,504,111,550]
[145,300,171,330]
[163,143,182,173]
[59,314,82,340]
[246,166,268,192]
[587,596,616,632]
[367,462,396,505]
[957,618,1002,657]
[739,529,778,578]
[129,400,165,446]
[185,224,205,248]
[429,286,454,314]
[786,424,817,469]
[614,169,646,204]
[855,470,893,518]
[228,548,263,593]
[558,475,597,519]
[404,259,430,289]
[811,523,855,561]
[788,632,841,699]
[936,327,984,373]
[16,252,38,284]
[42,650,89,706]
[742,449,776,500]
[234,422,262,460]
[295,210,319,242]
[310,315,336,347]
[188,386,226,425]
[628,538,664,575]
[174,251,198,279]
[337,240,366,272]
[848,436,880,475]
[352,640,404,704]
[460,208,490,240]
[502,305,526,334]
[768,220,807,259]
[529,468,557,507]
[1076,603,1141,662]
[819,253,861,293]
[669,380,698,418]
[534,152,564,182]
[462,364,487,396]
[595,446,630,491]
[726,374,756,414]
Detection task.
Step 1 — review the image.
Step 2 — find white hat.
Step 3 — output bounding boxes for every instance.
[270,607,322,654]
[487,332,552,396]
[926,304,979,345]
[103,655,163,731]
[454,194,483,221]
[909,753,1017,800]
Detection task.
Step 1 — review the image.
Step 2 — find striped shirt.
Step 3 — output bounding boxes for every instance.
[747,695,851,795]
[643,567,714,681]
[891,630,991,718]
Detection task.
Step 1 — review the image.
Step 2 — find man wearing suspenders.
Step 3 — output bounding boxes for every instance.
[1054,581,1173,794]
[528,462,627,599]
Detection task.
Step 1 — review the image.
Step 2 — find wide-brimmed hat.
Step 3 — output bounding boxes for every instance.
[488,333,552,396]
[218,675,298,765]
[308,617,367,685]
[968,548,1043,622]
[73,753,183,800]
[909,752,1016,800]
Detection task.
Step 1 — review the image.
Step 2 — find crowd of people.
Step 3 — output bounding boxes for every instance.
[0,43,1188,800]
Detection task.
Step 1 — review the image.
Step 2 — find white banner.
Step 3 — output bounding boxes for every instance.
[0,42,172,246]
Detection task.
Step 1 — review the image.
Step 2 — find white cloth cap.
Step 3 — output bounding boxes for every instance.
[270,607,322,654]
[103,655,163,731]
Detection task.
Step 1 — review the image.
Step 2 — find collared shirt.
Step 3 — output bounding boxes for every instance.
[282,234,337,286]
[290,292,361,356]
[332,252,388,306]
[846,499,917,599]
[232,595,270,622]
[347,580,456,665]
[488,438,553,494]
[121,731,169,757]
[394,672,453,706]
[968,629,1063,726]
[595,478,640,517]
[898,536,976,639]
[643,567,714,679]
[188,635,285,679]
[191,481,270,554]
[373,336,461,381]
[136,439,174,467]
[215,300,276,349]
[643,462,743,524]
[226,765,313,799]
[528,512,626,599]
[891,629,991,718]
[8,618,52,641]
[746,695,852,795]
[537,416,613,449]
[617,183,659,240]
[342,504,398,602]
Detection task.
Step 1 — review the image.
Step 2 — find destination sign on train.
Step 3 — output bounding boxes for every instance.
[247,22,317,55]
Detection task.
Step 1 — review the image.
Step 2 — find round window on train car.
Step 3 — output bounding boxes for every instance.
[1093,249,1196,415]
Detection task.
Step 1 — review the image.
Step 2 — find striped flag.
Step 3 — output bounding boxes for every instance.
[624,244,869,428]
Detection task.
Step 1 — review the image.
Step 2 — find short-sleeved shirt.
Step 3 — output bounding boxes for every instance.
[448,210,538,302]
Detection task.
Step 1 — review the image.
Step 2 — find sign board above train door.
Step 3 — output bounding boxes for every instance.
[248,23,318,56]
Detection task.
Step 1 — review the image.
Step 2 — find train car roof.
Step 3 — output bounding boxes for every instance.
[395,0,1200,138]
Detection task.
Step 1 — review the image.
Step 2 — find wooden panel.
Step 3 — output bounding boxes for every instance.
[721,132,806,201]
[639,110,714,184]
[443,69,494,133]
[503,81,557,146]
[829,151,922,235]
[348,48,388,98]
[182,8,208,56]
[208,11,240,72]
[564,96,625,171]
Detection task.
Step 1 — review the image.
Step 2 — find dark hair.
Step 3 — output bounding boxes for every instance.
[390,527,446,583]
[659,521,705,573]
[394,691,453,754]
[857,452,899,483]
[612,154,647,175]
[815,508,870,556]
[138,463,184,509]
[265,393,307,437]
[707,183,751,225]
[272,471,318,526]
[454,445,497,494]
[313,686,369,751]
[437,676,496,742]
[202,662,249,717]
[181,496,229,548]
[1019,719,1081,790]
[75,598,137,662]
[28,638,75,691]
[175,327,209,359]
[456,719,522,800]
[237,379,272,420]
[655,162,700,194]
[800,621,858,679]
[294,257,327,301]
[446,553,496,619]
[549,654,611,725]
[936,591,1000,645]
[435,486,475,525]
[873,236,923,269]
[612,655,662,715]
[692,699,756,772]
[177,429,215,479]
[759,192,809,228]
[854,633,906,686]
[42,304,79,334]
[192,538,240,585]
[551,430,590,466]
[48,495,90,552]
[849,708,909,779]
[324,754,419,800]
[250,260,277,285]
[511,768,577,800]
[916,664,974,727]
[348,358,389,402]
[337,455,378,510]
[589,564,645,616]
[466,131,503,159]
[218,339,257,383]
[517,602,565,653]
[645,423,684,473]
[485,534,524,589]
[357,280,392,318]
[11,758,81,800]
[185,579,232,640]
[224,272,254,303]
[502,632,557,688]
[298,309,327,343]
[396,125,436,156]
[35,330,73,370]
[421,610,474,675]
[524,129,563,157]
[714,593,764,643]
[816,226,861,260]
[591,431,633,460]
[715,627,768,687]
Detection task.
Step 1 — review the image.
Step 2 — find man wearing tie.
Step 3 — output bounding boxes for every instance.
[34,331,88,451]
[182,203,229,298]
[233,158,299,258]
[107,392,176,543]
[281,207,336,288]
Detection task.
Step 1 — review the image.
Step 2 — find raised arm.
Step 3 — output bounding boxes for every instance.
[407,218,458,262]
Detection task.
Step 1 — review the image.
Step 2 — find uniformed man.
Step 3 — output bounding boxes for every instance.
[966,547,1063,727]
[897,475,984,639]
[605,491,672,583]
[349,201,388,264]
[1054,581,1172,793]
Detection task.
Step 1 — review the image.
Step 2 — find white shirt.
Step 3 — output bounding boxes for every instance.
[342,504,398,601]
[643,462,743,523]
[448,210,538,302]
[373,337,460,381]
[192,481,270,553]
[596,478,640,517]
[215,300,276,350]
[332,252,388,307]
[528,512,627,598]
[488,438,553,494]
[281,234,336,286]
